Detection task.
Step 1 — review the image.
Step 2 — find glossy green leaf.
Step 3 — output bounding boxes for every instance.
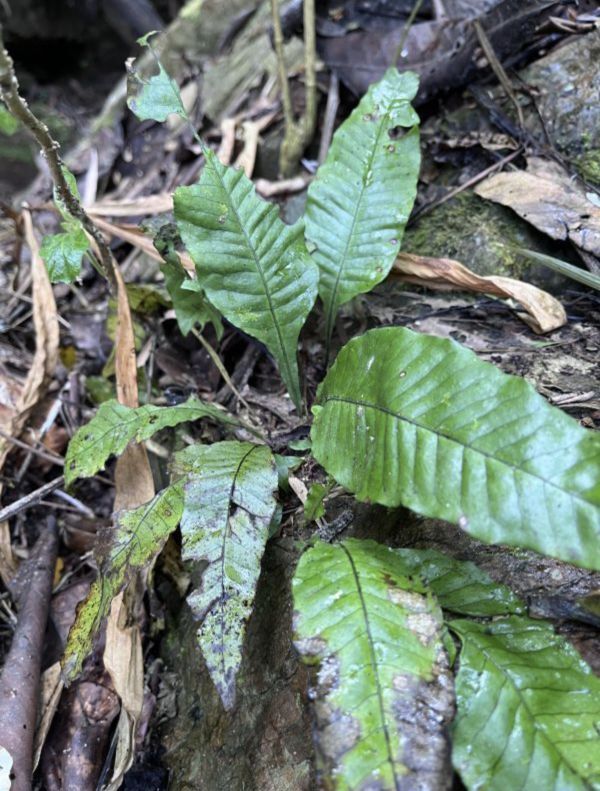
[154,223,223,338]
[304,68,420,345]
[395,549,525,617]
[62,483,184,680]
[40,226,88,283]
[293,538,454,790]
[451,616,600,790]
[174,149,319,410]
[180,441,278,709]
[311,327,600,570]
[65,396,241,486]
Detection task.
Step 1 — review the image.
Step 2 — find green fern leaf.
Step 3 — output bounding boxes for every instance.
[304,68,420,346]
[311,327,600,569]
[62,483,184,680]
[293,538,454,790]
[179,441,278,709]
[451,616,600,790]
[174,150,319,410]
[64,396,242,486]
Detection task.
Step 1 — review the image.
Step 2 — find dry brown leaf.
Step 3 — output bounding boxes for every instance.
[103,584,146,791]
[0,212,60,583]
[33,663,64,771]
[217,117,237,166]
[255,175,309,197]
[88,193,173,218]
[392,252,566,334]
[102,264,154,787]
[474,159,600,256]
[92,216,195,272]
[234,120,260,178]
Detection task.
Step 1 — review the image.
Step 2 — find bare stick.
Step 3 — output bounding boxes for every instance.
[0,476,65,523]
[0,24,117,291]
[393,0,425,66]
[271,0,318,176]
[474,19,525,130]
[318,71,339,165]
[0,518,58,791]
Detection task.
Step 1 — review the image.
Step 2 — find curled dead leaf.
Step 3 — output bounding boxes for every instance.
[391,252,566,334]
[0,211,60,582]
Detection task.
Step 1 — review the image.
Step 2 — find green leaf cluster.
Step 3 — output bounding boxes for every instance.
[57,55,600,791]
[40,165,89,283]
[293,541,600,790]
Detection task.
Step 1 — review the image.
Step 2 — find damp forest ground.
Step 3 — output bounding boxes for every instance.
[0,2,599,790]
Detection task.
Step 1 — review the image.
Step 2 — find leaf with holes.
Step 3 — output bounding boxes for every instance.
[154,222,223,338]
[311,327,600,570]
[304,68,420,346]
[451,616,600,790]
[174,149,319,410]
[62,483,183,680]
[64,396,242,486]
[395,549,525,617]
[293,538,454,790]
[179,440,278,709]
[126,34,186,123]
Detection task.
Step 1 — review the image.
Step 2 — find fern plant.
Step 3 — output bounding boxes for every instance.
[47,39,600,790]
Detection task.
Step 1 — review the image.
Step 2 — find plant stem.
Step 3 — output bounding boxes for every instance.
[393,0,425,66]
[0,24,118,291]
[302,0,317,148]
[191,328,251,410]
[270,0,318,176]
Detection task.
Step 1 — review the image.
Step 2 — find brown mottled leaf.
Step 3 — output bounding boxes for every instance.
[293,538,454,790]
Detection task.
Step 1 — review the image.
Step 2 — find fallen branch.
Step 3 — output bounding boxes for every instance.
[0,477,65,524]
[0,519,59,791]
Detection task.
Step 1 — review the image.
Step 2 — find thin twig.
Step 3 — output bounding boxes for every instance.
[302,0,317,146]
[474,19,525,130]
[270,0,318,175]
[191,328,251,410]
[393,0,425,66]
[0,23,118,291]
[270,0,295,136]
[408,148,522,225]
[318,71,339,165]
[0,476,65,523]
[0,428,65,467]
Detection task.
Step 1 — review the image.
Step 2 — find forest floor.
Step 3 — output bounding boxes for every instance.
[0,1,599,789]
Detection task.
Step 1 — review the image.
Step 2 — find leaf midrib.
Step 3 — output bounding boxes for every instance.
[341,542,401,790]
[206,154,297,404]
[321,112,391,343]
[321,396,594,507]
[216,444,262,682]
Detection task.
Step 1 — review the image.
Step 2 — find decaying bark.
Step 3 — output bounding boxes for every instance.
[0,519,58,791]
